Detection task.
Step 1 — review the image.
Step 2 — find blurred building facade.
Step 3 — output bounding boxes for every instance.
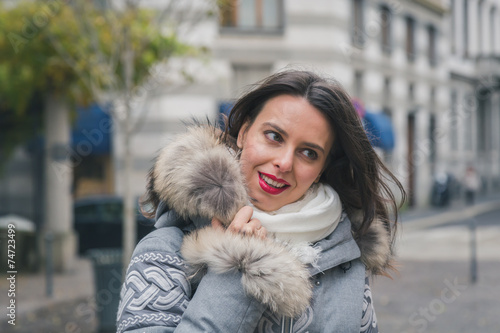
[117,0,500,209]
[447,0,500,193]
[2,0,500,221]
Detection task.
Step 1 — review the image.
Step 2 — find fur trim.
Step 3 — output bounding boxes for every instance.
[181,227,312,318]
[349,209,392,275]
[150,125,247,226]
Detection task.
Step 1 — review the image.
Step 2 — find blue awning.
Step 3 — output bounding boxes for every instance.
[218,101,234,129]
[363,112,395,150]
[72,104,111,155]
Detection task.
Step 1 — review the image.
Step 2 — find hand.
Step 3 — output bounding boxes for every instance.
[211,206,267,239]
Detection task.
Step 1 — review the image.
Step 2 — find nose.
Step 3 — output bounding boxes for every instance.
[274,148,293,172]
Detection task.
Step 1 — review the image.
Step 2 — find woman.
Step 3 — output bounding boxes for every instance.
[463,166,480,205]
[116,70,405,332]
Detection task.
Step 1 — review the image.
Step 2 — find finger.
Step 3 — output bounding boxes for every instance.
[227,206,253,233]
[240,218,266,238]
[244,218,262,233]
[256,226,268,239]
[240,224,253,235]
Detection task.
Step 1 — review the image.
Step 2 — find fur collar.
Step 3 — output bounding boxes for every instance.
[146,124,393,315]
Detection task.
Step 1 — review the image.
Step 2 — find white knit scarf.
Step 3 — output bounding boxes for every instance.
[250,183,342,244]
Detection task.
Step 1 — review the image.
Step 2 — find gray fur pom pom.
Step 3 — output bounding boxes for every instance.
[151,125,247,226]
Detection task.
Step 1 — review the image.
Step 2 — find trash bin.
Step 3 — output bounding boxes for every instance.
[87,248,123,333]
[0,215,38,273]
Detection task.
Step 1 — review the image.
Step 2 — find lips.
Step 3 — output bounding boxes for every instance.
[258,172,290,195]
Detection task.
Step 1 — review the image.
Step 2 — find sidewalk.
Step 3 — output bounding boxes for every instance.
[374,191,500,333]
[400,190,500,229]
[1,192,499,333]
[372,259,500,333]
[0,257,97,333]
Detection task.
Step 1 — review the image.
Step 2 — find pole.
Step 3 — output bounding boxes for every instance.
[121,20,136,272]
[45,232,54,297]
[469,215,478,284]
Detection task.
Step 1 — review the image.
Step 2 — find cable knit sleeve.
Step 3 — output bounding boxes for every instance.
[116,226,266,333]
[360,275,379,333]
[116,227,189,333]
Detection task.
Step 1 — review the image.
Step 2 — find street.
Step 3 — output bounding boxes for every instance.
[373,206,500,333]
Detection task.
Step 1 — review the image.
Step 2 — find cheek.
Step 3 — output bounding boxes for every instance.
[297,166,322,187]
[239,146,259,179]
[240,141,263,164]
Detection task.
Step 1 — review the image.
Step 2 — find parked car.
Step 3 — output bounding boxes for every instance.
[74,195,154,255]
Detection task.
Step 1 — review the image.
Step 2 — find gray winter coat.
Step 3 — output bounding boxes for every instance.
[116,125,389,333]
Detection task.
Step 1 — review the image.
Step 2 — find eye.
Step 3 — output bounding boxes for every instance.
[301,149,318,160]
[265,131,283,143]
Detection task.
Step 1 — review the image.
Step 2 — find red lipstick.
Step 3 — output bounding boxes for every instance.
[258,172,290,195]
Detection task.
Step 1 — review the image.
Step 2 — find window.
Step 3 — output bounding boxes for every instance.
[478,0,484,53]
[428,25,438,66]
[429,87,436,164]
[406,16,416,62]
[463,0,469,57]
[354,70,363,99]
[450,90,458,151]
[477,98,489,152]
[380,6,392,54]
[464,96,473,151]
[429,114,436,163]
[352,0,365,47]
[219,0,283,33]
[408,82,415,102]
[383,76,391,112]
[450,0,456,54]
[491,7,497,53]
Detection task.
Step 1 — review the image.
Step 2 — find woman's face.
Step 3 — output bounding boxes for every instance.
[237,94,334,212]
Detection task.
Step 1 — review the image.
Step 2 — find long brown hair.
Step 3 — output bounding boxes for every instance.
[224,70,406,246]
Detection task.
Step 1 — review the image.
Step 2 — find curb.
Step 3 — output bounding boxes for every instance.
[402,199,500,232]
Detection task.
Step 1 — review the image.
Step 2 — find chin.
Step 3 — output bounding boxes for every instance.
[254,199,282,212]
[250,197,273,212]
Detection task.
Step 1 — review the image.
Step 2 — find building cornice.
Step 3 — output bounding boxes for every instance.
[450,71,478,85]
[413,0,449,15]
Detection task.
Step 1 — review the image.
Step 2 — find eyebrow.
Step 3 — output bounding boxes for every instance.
[263,122,326,154]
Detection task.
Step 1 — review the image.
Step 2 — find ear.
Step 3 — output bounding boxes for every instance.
[314,173,321,183]
[237,122,250,149]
